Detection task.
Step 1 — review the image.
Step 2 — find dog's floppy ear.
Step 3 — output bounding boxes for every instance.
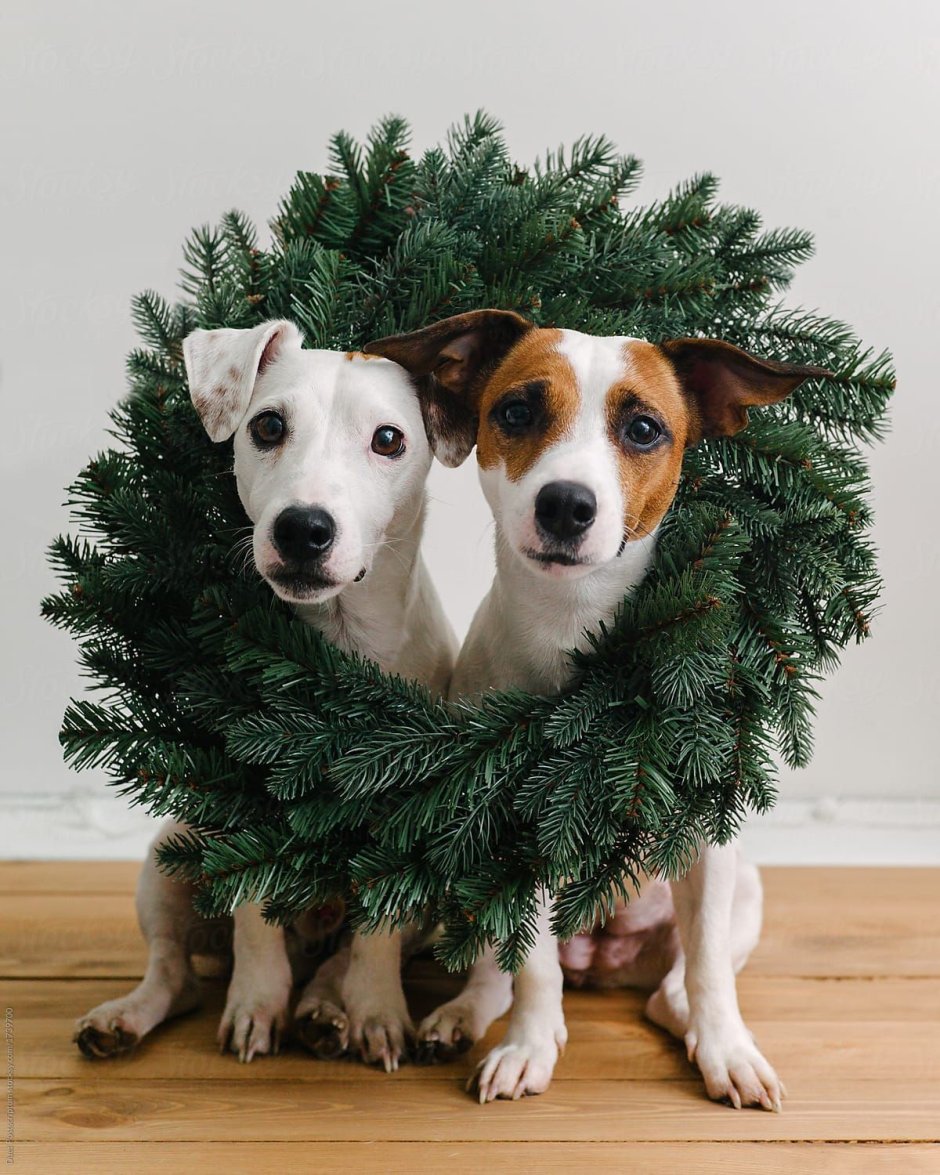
[183,319,303,442]
[661,337,832,442]
[364,309,534,466]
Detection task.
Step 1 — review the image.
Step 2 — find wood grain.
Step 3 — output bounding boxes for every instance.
[16,1078,940,1143]
[4,866,939,979]
[7,979,940,1083]
[3,862,938,1172]
[0,860,139,894]
[12,1142,940,1175]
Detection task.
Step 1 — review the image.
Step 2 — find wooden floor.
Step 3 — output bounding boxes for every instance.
[2,865,939,1173]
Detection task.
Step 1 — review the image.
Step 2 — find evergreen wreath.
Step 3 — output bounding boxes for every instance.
[43,113,893,972]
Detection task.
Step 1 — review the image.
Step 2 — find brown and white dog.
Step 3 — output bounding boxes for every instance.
[74,320,456,1070]
[366,310,825,1106]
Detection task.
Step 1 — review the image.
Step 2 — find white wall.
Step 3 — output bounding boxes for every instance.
[2,0,937,862]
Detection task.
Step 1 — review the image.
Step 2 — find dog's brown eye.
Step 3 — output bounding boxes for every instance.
[625,416,662,448]
[371,425,405,458]
[249,411,286,447]
[499,400,533,430]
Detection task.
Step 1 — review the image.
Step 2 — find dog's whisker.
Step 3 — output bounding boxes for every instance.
[360,536,405,552]
[623,514,656,542]
[227,530,258,576]
[379,543,413,575]
[230,535,254,556]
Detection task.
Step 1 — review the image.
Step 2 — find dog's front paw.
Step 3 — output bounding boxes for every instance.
[74,978,200,1059]
[74,1004,143,1059]
[415,999,478,1064]
[218,973,291,1063]
[293,998,349,1060]
[347,1004,414,1072]
[686,1021,785,1111]
[471,1022,567,1102]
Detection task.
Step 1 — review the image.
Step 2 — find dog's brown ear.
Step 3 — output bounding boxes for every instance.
[661,337,832,441]
[183,320,303,442]
[364,310,534,466]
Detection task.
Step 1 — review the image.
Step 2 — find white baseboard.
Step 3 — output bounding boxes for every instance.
[737,796,940,865]
[0,787,158,861]
[1,788,938,865]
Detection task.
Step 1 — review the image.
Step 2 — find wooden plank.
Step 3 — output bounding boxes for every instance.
[428,973,940,1023]
[762,867,940,914]
[749,939,940,978]
[7,979,940,1084]
[754,867,940,978]
[13,1141,940,1175]
[16,1078,940,1142]
[0,895,146,977]
[4,866,940,1160]
[10,975,940,1024]
[13,1021,940,1084]
[0,860,139,894]
[2,867,938,978]
[735,976,940,1021]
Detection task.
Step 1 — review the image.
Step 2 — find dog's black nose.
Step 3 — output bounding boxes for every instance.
[272,506,336,561]
[535,481,597,541]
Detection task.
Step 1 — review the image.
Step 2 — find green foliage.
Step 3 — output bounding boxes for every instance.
[43,112,892,973]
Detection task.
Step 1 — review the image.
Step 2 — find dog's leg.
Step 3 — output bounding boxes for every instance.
[74,820,202,1057]
[645,852,762,1038]
[415,943,514,1063]
[293,941,352,1059]
[471,898,567,1102]
[218,902,293,1063]
[658,843,783,1110]
[340,928,414,1072]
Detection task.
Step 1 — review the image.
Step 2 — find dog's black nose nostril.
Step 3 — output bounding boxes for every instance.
[535,481,597,541]
[272,506,336,561]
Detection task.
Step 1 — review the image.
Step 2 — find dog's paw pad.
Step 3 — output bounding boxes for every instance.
[414,1028,473,1066]
[73,1018,139,1059]
[415,1007,476,1065]
[294,1004,350,1060]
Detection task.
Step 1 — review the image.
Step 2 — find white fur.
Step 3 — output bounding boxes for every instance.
[436,327,782,1109]
[75,323,456,1070]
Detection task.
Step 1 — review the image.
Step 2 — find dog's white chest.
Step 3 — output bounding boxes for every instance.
[455,535,658,699]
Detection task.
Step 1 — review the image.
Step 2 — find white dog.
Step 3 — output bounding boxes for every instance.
[74,319,456,1070]
[366,310,824,1106]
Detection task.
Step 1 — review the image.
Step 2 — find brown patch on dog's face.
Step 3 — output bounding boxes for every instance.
[475,328,580,481]
[604,340,693,541]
